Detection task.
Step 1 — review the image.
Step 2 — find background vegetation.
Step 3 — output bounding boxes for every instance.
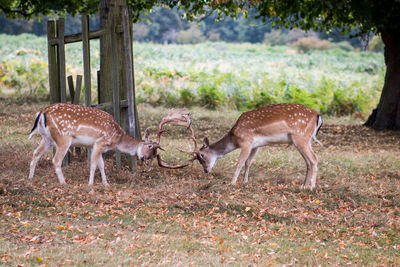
[0,33,384,118]
[0,7,368,47]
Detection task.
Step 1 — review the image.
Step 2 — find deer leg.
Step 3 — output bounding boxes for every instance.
[244,148,259,183]
[232,146,252,185]
[307,143,318,190]
[88,144,103,186]
[52,142,71,185]
[29,139,51,180]
[292,136,318,190]
[97,154,109,186]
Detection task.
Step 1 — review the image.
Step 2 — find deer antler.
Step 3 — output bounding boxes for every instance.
[156,154,188,169]
[155,112,197,169]
[174,114,200,162]
[156,113,193,143]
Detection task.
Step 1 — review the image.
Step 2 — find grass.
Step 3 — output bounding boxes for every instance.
[0,34,385,117]
[0,100,399,265]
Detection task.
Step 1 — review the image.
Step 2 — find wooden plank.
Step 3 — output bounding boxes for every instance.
[67,75,75,103]
[111,17,121,169]
[82,14,92,107]
[57,19,67,103]
[74,75,82,104]
[47,20,59,104]
[97,70,101,104]
[49,28,108,45]
[93,100,128,111]
[73,75,83,156]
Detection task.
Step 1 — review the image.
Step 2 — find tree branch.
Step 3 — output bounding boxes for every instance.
[0,5,34,18]
[198,10,215,22]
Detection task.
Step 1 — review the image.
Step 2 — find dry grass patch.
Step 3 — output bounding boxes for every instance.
[0,101,399,265]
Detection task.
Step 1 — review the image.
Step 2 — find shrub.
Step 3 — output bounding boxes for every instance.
[292,36,331,53]
[286,28,312,43]
[225,85,248,110]
[133,24,150,42]
[177,26,205,44]
[282,86,320,111]
[368,35,384,52]
[331,41,354,52]
[249,89,276,108]
[0,59,47,97]
[179,88,196,106]
[263,30,288,46]
[206,31,221,42]
[198,84,224,109]
[328,89,357,116]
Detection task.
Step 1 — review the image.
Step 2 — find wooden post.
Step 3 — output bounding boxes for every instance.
[56,19,66,103]
[47,20,59,104]
[67,75,83,104]
[100,0,132,130]
[111,16,121,169]
[97,70,101,104]
[122,7,137,171]
[67,75,75,102]
[74,75,82,105]
[55,19,69,166]
[82,14,91,107]
[100,0,142,171]
[73,75,82,156]
[81,15,92,163]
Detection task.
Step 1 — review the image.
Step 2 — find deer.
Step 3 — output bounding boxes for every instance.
[179,104,323,190]
[28,103,188,186]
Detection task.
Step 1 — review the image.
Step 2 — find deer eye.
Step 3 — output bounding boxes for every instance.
[148,145,153,149]
[200,153,204,158]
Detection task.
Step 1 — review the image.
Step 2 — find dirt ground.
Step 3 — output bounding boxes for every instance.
[0,101,399,265]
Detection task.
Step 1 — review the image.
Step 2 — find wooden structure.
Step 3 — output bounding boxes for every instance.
[46,0,140,170]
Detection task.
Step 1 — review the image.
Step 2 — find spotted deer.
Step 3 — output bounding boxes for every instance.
[182,104,323,190]
[28,103,185,186]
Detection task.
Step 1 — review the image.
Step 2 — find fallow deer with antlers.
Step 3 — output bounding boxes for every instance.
[180,104,323,190]
[28,103,187,186]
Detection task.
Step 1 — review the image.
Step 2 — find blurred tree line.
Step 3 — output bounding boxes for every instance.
[0,7,364,48]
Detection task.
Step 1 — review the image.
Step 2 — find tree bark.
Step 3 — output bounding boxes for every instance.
[99,0,140,137]
[365,29,400,130]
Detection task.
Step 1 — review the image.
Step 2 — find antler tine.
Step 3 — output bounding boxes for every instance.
[175,114,201,165]
[186,117,199,152]
[156,154,188,169]
[177,148,197,163]
[156,112,192,144]
[154,112,195,169]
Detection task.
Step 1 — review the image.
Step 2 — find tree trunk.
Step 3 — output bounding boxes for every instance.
[99,0,140,138]
[365,30,400,130]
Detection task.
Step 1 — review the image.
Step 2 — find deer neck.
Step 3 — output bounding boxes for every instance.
[210,132,237,158]
[116,133,142,156]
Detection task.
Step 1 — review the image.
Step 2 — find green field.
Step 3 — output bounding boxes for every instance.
[0,33,385,117]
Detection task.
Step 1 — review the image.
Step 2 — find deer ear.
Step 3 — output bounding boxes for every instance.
[203,137,209,148]
[145,128,151,142]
